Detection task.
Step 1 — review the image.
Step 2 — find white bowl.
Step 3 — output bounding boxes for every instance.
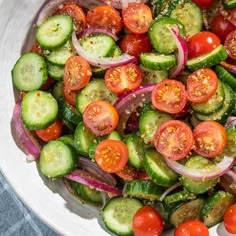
[0,1,233,235]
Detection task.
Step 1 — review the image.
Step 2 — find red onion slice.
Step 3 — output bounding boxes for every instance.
[100,0,149,9]
[36,0,102,26]
[114,84,155,136]
[219,169,236,195]
[220,61,236,75]
[11,101,41,162]
[159,182,181,202]
[65,169,122,195]
[78,156,117,187]
[168,26,188,78]
[80,27,119,41]
[225,116,236,128]
[165,156,235,181]
[72,31,136,67]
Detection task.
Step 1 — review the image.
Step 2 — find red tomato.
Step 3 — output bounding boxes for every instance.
[86,5,122,34]
[132,206,164,236]
[151,79,187,114]
[40,76,55,91]
[31,42,44,56]
[224,29,236,60]
[63,87,78,107]
[187,31,221,59]
[174,220,209,236]
[211,13,236,42]
[191,0,214,9]
[193,121,227,158]
[123,3,153,34]
[95,140,129,173]
[115,165,139,181]
[82,100,119,136]
[104,63,143,95]
[186,68,218,103]
[63,55,92,91]
[119,33,152,62]
[224,203,236,234]
[56,4,86,34]
[35,118,63,142]
[154,120,194,160]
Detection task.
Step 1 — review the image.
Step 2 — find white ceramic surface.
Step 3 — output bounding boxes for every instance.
[0,1,234,236]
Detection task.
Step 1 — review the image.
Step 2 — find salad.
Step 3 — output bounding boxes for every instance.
[11,0,236,235]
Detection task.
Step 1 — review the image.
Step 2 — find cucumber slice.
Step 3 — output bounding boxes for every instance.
[200,191,235,227]
[186,45,228,71]
[57,134,75,149]
[12,53,47,91]
[126,180,164,201]
[74,121,96,155]
[144,148,179,187]
[140,53,177,70]
[47,61,64,80]
[21,90,58,130]
[215,65,236,90]
[169,198,205,227]
[123,134,145,170]
[181,156,219,194]
[224,0,236,8]
[170,2,203,37]
[195,83,236,123]
[219,128,236,157]
[76,79,117,113]
[164,190,196,205]
[39,140,77,178]
[102,197,143,236]
[36,14,73,50]
[190,113,201,127]
[190,79,225,115]
[148,16,186,54]
[80,33,116,57]
[44,40,74,66]
[52,81,63,101]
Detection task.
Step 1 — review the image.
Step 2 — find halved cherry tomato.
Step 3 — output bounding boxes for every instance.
[224,203,236,234]
[82,100,119,136]
[123,3,153,34]
[86,5,122,34]
[154,120,194,160]
[94,139,129,173]
[211,13,236,42]
[119,33,152,62]
[186,68,218,103]
[174,220,209,236]
[31,42,44,56]
[132,206,164,236]
[63,87,78,107]
[63,55,92,91]
[225,29,236,60]
[56,4,86,34]
[193,121,227,158]
[104,63,143,95]
[35,118,63,142]
[151,79,187,114]
[115,165,139,181]
[191,0,214,9]
[187,31,221,59]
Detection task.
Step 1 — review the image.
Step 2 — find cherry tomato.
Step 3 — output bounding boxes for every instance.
[132,206,164,236]
[115,165,139,181]
[224,203,236,234]
[211,13,236,42]
[193,121,227,158]
[151,79,187,114]
[35,118,63,142]
[95,140,129,173]
[56,4,86,34]
[31,42,44,56]
[187,31,221,59]
[225,29,236,60]
[174,220,209,236]
[119,33,152,62]
[105,63,143,95]
[154,120,194,160]
[123,3,153,34]
[191,0,214,9]
[63,55,92,91]
[86,5,122,34]
[63,87,78,107]
[186,68,218,103]
[82,100,119,136]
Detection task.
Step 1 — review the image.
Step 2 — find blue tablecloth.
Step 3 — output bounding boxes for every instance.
[0,172,59,236]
